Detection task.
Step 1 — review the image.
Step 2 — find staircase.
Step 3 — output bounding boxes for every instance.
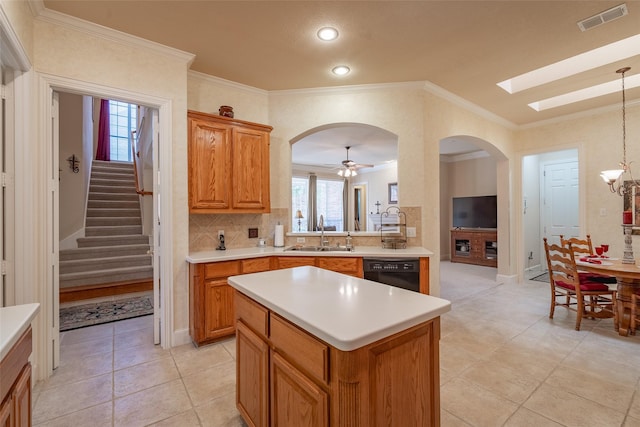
[59,160,153,302]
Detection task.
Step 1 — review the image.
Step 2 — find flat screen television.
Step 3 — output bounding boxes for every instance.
[452,195,497,229]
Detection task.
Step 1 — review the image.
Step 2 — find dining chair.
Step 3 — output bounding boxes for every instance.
[543,238,617,331]
[559,234,617,284]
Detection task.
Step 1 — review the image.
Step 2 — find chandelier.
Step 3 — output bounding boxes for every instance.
[600,67,638,196]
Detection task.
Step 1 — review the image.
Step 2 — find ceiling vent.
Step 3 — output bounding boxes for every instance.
[578,3,628,31]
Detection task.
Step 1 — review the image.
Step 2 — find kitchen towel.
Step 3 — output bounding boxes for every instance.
[274,224,284,247]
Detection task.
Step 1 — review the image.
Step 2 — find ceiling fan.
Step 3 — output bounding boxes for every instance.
[336,146,373,177]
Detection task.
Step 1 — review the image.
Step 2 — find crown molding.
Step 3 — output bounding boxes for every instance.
[32,2,195,66]
[269,80,425,97]
[422,80,517,131]
[188,70,268,95]
[0,3,31,71]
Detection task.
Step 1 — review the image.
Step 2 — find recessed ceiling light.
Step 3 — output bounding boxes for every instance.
[317,27,339,41]
[332,65,350,76]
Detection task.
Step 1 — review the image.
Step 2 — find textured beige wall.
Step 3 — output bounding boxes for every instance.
[58,92,85,243]
[33,18,192,339]
[515,105,640,264]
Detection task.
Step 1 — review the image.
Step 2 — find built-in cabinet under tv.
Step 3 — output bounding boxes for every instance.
[450,228,497,267]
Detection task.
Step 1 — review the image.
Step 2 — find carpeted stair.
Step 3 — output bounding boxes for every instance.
[59,160,153,290]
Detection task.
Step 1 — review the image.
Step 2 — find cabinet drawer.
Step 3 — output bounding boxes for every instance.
[241,257,271,274]
[317,257,361,275]
[274,256,316,270]
[236,292,269,338]
[270,314,329,385]
[204,261,240,279]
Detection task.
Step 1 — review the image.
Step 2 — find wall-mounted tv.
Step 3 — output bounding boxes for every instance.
[452,195,497,229]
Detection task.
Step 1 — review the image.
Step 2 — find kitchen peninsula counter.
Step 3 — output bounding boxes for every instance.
[187,245,432,263]
[229,266,450,426]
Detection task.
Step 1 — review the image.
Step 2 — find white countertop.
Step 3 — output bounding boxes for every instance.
[228,266,450,351]
[0,303,40,361]
[187,245,433,264]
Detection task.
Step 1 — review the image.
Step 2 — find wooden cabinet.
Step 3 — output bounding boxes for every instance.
[450,229,497,267]
[1,328,33,427]
[317,256,363,277]
[190,260,241,346]
[270,352,328,427]
[188,110,272,214]
[235,291,441,426]
[273,256,363,278]
[236,320,269,427]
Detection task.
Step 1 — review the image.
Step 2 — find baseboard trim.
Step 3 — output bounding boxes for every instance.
[60,279,153,303]
[172,328,192,348]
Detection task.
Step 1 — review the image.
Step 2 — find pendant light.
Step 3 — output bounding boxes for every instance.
[600,67,638,196]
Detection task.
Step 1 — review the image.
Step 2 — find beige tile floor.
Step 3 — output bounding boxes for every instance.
[33,262,640,426]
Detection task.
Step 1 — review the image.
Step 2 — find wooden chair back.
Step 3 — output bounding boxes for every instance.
[559,234,594,260]
[544,238,580,293]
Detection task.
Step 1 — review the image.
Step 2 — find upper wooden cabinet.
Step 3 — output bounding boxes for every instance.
[188,110,272,213]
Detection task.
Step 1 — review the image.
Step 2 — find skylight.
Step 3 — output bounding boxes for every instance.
[497,34,640,94]
[529,73,640,111]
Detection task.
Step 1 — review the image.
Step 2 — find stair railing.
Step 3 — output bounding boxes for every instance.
[131,126,152,196]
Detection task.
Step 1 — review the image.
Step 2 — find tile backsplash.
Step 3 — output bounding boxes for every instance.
[189,206,421,251]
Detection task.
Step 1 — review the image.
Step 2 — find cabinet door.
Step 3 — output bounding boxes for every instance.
[271,352,328,427]
[13,364,31,427]
[237,321,269,427]
[204,280,236,340]
[232,127,270,211]
[188,117,232,211]
[0,396,11,427]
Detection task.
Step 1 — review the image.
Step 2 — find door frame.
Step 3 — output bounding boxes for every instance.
[38,73,174,378]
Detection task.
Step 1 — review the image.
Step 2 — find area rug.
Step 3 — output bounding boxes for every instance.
[530,272,549,283]
[59,295,153,331]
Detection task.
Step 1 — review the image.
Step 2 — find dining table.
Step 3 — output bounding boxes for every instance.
[576,258,640,336]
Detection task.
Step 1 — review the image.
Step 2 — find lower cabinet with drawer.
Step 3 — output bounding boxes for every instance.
[235,291,441,427]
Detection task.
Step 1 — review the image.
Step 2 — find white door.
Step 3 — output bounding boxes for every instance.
[151,109,161,344]
[50,91,60,369]
[542,160,579,246]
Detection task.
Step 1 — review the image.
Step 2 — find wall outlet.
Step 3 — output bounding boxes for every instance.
[406,227,416,238]
[218,230,224,238]
[297,237,305,243]
[248,228,258,238]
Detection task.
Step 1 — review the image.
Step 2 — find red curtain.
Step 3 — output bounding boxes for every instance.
[96,99,110,161]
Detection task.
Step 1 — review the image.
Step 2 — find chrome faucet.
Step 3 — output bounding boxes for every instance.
[319,214,329,247]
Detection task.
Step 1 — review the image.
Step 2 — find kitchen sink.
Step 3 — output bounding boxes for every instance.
[284,246,354,252]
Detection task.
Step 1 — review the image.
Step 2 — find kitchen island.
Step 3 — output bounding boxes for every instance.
[228,266,450,426]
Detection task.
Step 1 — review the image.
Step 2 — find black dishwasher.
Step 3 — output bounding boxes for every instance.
[362,258,420,292]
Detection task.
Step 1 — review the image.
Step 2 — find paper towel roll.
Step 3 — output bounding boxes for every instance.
[274,224,284,247]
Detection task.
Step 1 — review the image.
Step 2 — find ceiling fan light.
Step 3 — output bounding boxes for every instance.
[337,170,344,177]
[351,170,357,176]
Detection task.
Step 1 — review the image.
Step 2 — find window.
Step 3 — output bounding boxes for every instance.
[292,176,344,232]
[109,100,137,161]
